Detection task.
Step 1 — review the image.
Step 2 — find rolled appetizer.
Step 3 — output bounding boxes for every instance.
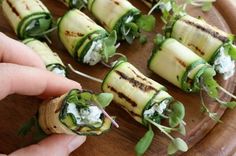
[149,38,212,93]
[87,0,141,43]
[39,89,114,135]
[2,0,53,39]
[101,61,188,155]
[58,9,117,65]
[59,0,87,9]
[149,37,236,113]
[23,38,66,76]
[169,15,236,80]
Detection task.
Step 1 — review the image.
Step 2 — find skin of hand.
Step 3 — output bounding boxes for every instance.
[0,32,86,156]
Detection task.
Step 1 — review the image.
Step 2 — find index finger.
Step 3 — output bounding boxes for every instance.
[0,32,45,68]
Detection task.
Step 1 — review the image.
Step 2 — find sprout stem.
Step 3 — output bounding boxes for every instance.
[68,64,103,83]
[145,117,174,140]
[218,85,236,100]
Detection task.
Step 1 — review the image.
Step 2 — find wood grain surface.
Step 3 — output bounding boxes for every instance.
[0,0,235,156]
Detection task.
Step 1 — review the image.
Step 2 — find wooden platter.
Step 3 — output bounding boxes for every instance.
[0,0,235,155]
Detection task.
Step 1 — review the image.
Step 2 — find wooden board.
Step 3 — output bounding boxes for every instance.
[0,0,235,155]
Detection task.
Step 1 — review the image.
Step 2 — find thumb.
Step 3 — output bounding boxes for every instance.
[9,134,86,156]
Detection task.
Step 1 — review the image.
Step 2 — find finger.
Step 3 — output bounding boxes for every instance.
[0,32,45,68]
[9,134,86,156]
[0,63,81,100]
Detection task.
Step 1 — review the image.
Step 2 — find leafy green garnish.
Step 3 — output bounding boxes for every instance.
[139,35,148,44]
[229,44,236,60]
[201,68,218,98]
[102,31,117,63]
[136,15,156,32]
[153,34,166,47]
[224,101,236,109]
[169,102,185,128]
[121,22,139,44]
[135,125,154,156]
[201,2,213,12]
[26,17,52,37]
[18,116,47,142]
[168,138,188,155]
[94,93,113,108]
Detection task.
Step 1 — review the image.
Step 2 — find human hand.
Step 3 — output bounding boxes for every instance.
[0,33,86,156]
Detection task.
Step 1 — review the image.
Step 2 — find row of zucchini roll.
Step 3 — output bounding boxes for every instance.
[2,0,235,155]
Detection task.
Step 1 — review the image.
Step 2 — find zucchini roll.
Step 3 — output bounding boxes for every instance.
[169,15,236,80]
[39,89,114,135]
[149,38,213,92]
[58,9,117,65]
[88,0,141,43]
[59,0,87,9]
[102,61,167,124]
[23,38,66,76]
[2,0,53,39]
[102,61,187,154]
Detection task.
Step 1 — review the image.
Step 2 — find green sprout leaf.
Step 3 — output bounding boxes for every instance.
[102,31,117,62]
[18,117,36,136]
[229,44,236,60]
[136,15,156,32]
[66,90,81,105]
[202,68,219,98]
[201,2,213,12]
[139,35,148,44]
[168,138,188,155]
[167,141,178,155]
[223,101,236,109]
[154,34,166,47]
[173,138,188,152]
[95,93,114,108]
[135,125,154,156]
[178,122,186,136]
[169,102,185,128]
[18,116,47,142]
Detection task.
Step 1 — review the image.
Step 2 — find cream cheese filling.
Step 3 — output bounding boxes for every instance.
[214,47,235,80]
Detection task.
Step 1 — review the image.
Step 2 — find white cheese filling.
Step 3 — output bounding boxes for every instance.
[83,40,102,65]
[67,103,103,125]
[51,68,66,77]
[144,100,168,118]
[213,47,235,80]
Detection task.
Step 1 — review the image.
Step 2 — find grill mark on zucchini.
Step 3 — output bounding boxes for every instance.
[187,43,205,56]
[65,30,84,37]
[120,106,141,117]
[115,70,157,92]
[107,85,137,107]
[6,0,20,18]
[128,67,152,85]
[176,57,187,68]
[182,19,228,42]
[35,0,46,11]
[113,0,120,5]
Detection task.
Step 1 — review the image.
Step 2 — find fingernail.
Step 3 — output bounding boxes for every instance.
[68,136,86,152]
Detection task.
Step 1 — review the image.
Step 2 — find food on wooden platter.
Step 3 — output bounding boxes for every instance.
[23,38,66,76]
[39,89,117,135]
[168,15,236,80]
[148,37,236,120]
[69,61,188,155]
[59,0,87,9]
[87,0,141,43]
[2,0,53,39]
[58,9,117,65]
[59,0,156,44]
